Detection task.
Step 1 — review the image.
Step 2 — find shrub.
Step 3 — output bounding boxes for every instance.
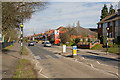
[50,39,55,44]
[102,36,107,46]
[90,44,103,50]
[117,36,120,45]
[75,38,80,43]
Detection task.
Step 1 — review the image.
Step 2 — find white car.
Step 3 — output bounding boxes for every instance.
[44,42,51,47]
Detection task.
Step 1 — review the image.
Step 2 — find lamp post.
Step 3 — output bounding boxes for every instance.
[20,24,23,57]
[106,27,110,55]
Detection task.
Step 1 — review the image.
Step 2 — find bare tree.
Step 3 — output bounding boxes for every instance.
[2,2,47,42]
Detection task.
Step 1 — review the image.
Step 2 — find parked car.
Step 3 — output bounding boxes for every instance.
[42,41,44,44]
[44,42,51,47]
[28,41,35,46]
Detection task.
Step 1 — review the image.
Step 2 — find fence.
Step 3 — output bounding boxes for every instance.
[0,42,13,51]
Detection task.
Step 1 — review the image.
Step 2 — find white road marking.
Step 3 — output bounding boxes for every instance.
[82,57,85,59]
[36,62,39,67]
[34,56,41,60]
[97,61,100,64]
[90,64,94,68]
[116,73,120,78]
[38,68,49,78]
[40,68,42,73]
[75,59,77,62]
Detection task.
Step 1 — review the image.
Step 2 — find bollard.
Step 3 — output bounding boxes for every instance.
[72,46,77,56]
[62,45,66,53]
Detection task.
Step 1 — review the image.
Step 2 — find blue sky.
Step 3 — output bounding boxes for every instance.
[24,2,118,36]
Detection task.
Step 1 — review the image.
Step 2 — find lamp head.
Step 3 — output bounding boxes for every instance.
[106,27,109,31]
[20,24,23,28]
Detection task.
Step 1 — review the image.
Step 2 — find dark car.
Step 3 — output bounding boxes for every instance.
[28,42,35,46]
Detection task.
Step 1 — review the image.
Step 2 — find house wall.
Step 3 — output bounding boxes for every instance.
[113,21,115,38]
[118,19,120,36]
[98,21,116,39]
[98,23,103,39]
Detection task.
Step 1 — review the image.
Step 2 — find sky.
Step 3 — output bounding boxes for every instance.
[24,1,118,36]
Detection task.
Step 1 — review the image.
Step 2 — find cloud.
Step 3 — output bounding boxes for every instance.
[24,2,118,36]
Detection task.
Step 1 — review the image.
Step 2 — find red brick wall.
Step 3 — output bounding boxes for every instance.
[98,23,103,39]
[107,21,115,38]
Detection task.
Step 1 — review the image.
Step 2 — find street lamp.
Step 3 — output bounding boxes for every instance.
[106,27,110,55]
[20,24,23,57]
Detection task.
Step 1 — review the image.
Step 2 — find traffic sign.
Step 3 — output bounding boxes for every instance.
[73,46,77,56]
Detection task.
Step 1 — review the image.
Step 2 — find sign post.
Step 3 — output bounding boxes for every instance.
[20,24,23,57]
[106,27,109,55]
[62,45,66,53]
[54,30,60,44]
[73,46,77,56]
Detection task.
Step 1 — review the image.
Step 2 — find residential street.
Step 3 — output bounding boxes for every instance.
[1,1,120,79]
[25,43,119,78]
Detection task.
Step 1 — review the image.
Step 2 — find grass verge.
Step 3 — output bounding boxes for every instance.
[2,44,14,52]
[23,46,29,55]
[13,59,36,78]
[90,43,120,55]
[103,45,119,55]
[19,46,28,55]
[90,44,103,50]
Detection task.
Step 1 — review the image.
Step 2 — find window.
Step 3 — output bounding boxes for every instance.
[103,23,107,28]
[110,22,113,26]
[115,20,118,27]
[109,33,113,38]
[99,24,101,28]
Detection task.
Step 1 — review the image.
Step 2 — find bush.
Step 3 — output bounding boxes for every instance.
[75,38,80,43]
[90,44,103,50]
[102,36,107,46]
[50,39,55,44]
[117,36,120,45]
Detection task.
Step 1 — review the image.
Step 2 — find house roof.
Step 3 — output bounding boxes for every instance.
[97,12,120,24]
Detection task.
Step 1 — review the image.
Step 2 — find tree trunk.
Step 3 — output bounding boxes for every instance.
[8,37,11,42]
[2,35,5,42]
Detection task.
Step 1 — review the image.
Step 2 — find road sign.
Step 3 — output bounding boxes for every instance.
[73,46,77,56]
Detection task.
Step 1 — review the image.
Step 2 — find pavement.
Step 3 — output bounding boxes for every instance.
[2,43,21,78]
[25,43,119,78]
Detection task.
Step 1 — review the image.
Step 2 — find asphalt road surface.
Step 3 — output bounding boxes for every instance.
[79,54,119,67]
[48,45,119,68]
[25,43,118,78]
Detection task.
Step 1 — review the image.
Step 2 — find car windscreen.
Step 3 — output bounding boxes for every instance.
[45,42,50,44]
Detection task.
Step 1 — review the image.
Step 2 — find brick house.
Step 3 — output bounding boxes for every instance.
[97,9,120,39]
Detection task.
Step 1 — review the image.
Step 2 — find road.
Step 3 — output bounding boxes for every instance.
[25,43,118,78]
[50,45,119,68]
